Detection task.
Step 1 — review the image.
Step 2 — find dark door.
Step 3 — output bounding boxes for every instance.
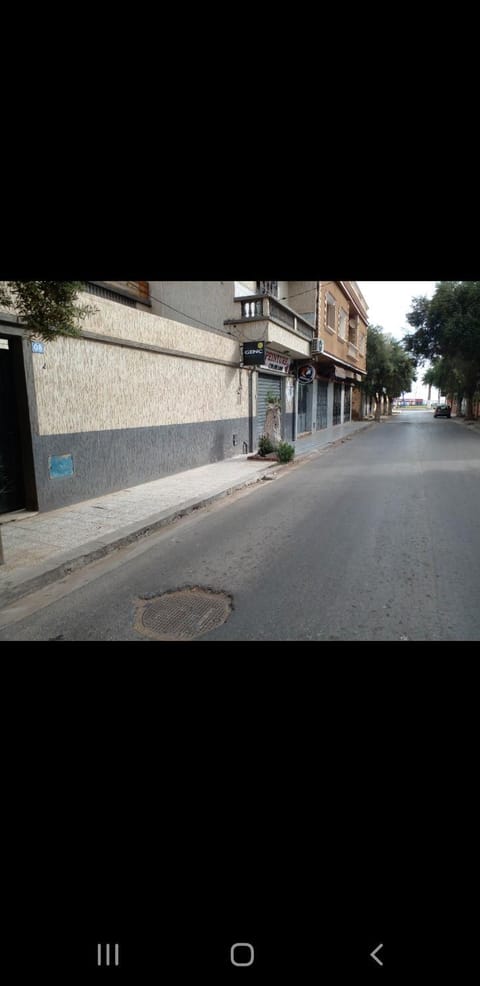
[0,339,25,512]
[316,380,328,429]
[333,383,342,425]
[297,383,313,434]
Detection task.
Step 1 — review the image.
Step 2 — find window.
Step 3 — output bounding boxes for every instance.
[326,292,336,332]
[338,308,347,341]
[85,282,137,308]
[257,281,278,297]
[348,315,358,346]
[234,281,256,297]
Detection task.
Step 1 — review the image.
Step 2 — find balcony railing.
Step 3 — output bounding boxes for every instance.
[256,280,278,297]
[232,293,313,340]
[270,299,295,330]
[241,298,265,318]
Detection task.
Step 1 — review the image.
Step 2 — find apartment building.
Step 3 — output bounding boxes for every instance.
[0,280,368,513]
[150,280,368,441]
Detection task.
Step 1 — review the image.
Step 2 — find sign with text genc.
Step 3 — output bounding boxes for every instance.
[242,342,265,365]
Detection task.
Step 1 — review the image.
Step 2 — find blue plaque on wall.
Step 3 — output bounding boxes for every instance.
[49,454,74,478]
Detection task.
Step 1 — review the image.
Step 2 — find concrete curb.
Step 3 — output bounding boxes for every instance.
[0,421,374,609]
[450,417,480,434]
[0,465,277,608]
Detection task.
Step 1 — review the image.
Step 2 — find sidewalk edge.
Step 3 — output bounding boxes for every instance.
[0,467,276,609]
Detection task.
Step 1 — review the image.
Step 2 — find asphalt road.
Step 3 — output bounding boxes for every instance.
[2,412,479,640]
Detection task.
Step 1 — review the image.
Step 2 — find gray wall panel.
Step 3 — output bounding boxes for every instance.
[32,418,250,511]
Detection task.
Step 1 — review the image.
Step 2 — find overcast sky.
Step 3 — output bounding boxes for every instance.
[356,281,440,399]
[357,281,438,341]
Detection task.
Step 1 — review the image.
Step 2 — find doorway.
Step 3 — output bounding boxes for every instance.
[0,335,36,513]
[297,382,312,434]
[316,380,328,429]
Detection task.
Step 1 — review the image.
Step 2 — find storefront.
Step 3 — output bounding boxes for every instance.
[257,373,282,436]
[297,382,313,434]
[255,350,294,443]
[296,362,316,435]
[343,385,351,421]
[316,377,329,430]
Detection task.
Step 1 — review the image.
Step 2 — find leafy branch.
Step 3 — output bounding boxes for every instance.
[0,281,97,342]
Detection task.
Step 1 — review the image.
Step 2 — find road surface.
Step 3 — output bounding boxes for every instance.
[1,412,479,640]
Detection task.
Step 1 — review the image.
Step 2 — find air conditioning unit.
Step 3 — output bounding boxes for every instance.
[311,338,324,355]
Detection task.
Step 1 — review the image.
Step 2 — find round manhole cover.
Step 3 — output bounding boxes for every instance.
[134,586,233,640]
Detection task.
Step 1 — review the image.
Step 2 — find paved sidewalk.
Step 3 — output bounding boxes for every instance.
[451,416,480,434]
[0,420,371,607]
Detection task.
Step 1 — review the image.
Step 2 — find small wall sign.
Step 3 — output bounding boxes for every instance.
[31,341,45,353]
[49,454,74,478]
[242,342,265,365]
[264,350,291,373]
[297,364,316,383]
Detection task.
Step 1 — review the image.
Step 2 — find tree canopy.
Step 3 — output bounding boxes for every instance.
[404,281,480,417]
[0,281,96,342]
[363,325,416,404]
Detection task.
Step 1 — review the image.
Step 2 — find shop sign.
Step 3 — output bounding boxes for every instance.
[242,342,265,365]
[297,364,316,383]
[264,350,291,373]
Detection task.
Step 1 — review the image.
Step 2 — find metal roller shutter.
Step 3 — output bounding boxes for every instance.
[333,383,342,425]
[257,374,281,437]
[316,381,328,430]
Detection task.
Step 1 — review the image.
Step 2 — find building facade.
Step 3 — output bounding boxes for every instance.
[0,285,250,512]
[0,279,369,514]
[151,279,368,443]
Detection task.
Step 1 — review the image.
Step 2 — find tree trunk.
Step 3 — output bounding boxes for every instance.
[264,404,282,445]
[465,394,475,420]
[0,529,4,565]
[374,396,381,421]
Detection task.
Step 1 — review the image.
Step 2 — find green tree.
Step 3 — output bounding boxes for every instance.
[404,281,480,419]
[363,326,416,420]
[0,281,96,342]
[423,360,462,403]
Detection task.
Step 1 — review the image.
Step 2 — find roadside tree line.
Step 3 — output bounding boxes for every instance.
[404,281,480,420]
[362,326,416,421]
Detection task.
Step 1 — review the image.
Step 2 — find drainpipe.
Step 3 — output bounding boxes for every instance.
[248,369,254,452]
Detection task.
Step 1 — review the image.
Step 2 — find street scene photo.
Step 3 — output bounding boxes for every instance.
[1,279,479,641]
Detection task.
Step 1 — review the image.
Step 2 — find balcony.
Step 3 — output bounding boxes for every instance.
[347,342,358,360]
[224,293,314,359]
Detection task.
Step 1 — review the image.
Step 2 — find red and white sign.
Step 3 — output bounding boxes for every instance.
[263,350,291,373]
[297,364,316,383]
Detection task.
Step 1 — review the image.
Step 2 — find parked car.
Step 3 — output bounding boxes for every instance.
[434,404,451,418]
